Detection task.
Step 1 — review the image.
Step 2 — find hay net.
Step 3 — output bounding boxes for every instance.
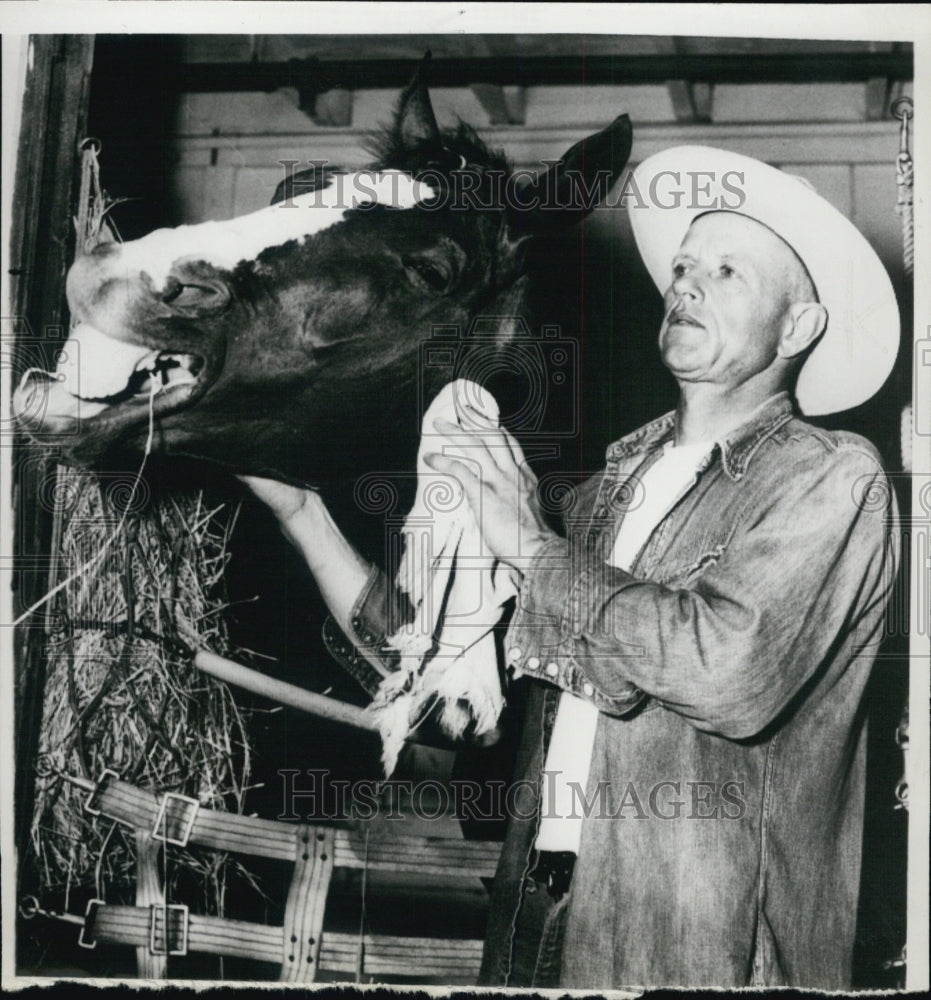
[30,467,260,915]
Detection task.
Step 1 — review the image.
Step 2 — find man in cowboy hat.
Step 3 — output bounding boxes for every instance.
[243,146,900,989]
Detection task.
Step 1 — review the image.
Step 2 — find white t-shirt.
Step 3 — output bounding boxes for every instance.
[535,439,714,853]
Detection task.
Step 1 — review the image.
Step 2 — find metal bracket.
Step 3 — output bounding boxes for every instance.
[152,792,200,847]
[78,898,104,950]
[149,903,189,956]
[83,767,120,819]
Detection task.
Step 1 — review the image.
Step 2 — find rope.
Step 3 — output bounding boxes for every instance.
[886,95,912,984]
[892,97,914,475]
[892,98,914,280]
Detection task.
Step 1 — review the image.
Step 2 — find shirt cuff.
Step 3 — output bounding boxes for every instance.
[505,536,646,717]
[320,564,414,695]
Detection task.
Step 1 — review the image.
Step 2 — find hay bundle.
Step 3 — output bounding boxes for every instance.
[31,466,260,914]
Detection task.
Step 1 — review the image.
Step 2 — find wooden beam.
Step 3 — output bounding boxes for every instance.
[470,83,525,125]
[865,77,892,121]
[666,79,697,123]
[313,88,353,127]
[691,82,714,123]
[658,38,712,125]
[471,83,509,124]
[160,52,913,93]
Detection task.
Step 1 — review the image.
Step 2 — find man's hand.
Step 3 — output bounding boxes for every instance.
[424,406,556,573]
[237,474,319,524]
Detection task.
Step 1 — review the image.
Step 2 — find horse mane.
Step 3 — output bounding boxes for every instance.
[365,120,512,178]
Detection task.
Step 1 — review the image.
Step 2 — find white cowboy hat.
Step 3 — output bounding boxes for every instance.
[628,145,899,415]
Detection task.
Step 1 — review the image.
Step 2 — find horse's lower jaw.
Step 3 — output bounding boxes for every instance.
[12,361,212,454]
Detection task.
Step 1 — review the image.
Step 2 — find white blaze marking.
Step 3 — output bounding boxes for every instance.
[56,323,154,399]
[113,171,436,292]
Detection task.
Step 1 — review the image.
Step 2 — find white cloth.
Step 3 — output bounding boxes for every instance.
[535,439,714,853]
[369,380,519,776]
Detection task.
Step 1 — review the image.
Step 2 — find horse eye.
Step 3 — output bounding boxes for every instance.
[403,256,450,293]
[161,277,229,311]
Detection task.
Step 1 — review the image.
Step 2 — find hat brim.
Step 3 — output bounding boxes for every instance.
[628,145,899,415]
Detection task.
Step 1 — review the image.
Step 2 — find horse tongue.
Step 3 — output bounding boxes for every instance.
[57,323,155,400]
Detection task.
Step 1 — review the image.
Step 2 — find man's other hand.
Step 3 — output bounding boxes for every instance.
[424,407,555,573]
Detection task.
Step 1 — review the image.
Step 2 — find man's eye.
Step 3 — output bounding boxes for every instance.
[719,264,735,278]
[672,263,687,278]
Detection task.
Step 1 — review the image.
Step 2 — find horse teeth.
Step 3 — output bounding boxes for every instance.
[134,350,161,373]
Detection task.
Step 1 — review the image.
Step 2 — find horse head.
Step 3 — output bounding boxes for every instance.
[13,57,632,487]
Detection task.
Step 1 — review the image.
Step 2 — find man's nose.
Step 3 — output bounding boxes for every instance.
[671,273,703,301]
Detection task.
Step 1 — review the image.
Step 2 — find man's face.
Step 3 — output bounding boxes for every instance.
[659,212,810,390]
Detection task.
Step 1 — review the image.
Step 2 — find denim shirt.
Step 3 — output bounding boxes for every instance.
[330,393,899,989]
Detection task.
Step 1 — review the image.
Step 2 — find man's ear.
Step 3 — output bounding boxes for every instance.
[779,302,828,360]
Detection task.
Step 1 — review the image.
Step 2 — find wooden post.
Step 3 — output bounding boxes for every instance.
[134,832,168,978]
[10,33,95,877]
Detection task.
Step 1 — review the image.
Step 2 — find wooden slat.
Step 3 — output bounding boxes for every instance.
[134,832,167,978]
[323,935,482,954]
[319,932,483,979]
[95,775,505,876]
[83,774,499,984]
[95,777,299,861]
[334,828,500,877]
[91,775,503,879]
[280,825,333,983]
[84,898,487,978]
[91,904,283,964]
[191,807,297,862]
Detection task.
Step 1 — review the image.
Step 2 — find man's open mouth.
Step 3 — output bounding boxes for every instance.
[668,313,704,329]
[12,323,206,429]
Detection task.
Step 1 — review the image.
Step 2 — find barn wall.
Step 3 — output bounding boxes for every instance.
[169,87,910,286]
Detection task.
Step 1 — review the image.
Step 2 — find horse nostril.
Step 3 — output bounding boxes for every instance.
[89,241,121,258]
[161,276,184,303]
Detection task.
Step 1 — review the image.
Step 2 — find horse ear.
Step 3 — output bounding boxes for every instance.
[507,114,633,236]
[395,52,442,150]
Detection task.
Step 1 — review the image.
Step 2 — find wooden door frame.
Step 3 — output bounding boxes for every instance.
[9,34,94,883]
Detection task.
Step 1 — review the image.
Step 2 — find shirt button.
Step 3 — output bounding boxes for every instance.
[526,656,540,671]
[582,681,594,697]
[508,647,522,662]
[545,662,558,678]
